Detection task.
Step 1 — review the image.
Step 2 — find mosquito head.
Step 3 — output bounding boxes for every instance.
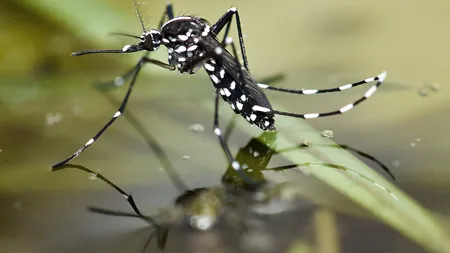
[139,29,162,51]
[71,30,162,56]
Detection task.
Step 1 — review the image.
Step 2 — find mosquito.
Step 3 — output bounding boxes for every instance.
[52,1,388,183]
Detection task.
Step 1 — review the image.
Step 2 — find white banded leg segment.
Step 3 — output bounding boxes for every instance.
[122,45,132,52]
[53,107,127,168]
[257,83,269,89]
[377,71,388,82]
[364,85,377,98]
[339,84,353,91]
[224,37,233,45]
[303,113,320,119]
[231,161,241,171]
[228,7,237,13]
[339,103,353,113]
[302,89,318,94]
[273,71,388,119]
[85,138,94,146]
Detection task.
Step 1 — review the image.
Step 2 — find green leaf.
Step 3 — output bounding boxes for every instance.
[202,101,449,253]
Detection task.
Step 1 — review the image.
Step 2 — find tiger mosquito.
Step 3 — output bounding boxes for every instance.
[53,2,388,185]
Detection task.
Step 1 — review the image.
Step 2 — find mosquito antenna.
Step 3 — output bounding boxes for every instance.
[72,49,125,56]
[108,32,141,39]
[133,0,147,33]
[72,44,142,56]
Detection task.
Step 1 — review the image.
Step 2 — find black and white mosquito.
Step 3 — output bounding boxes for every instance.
[52,1,387,180]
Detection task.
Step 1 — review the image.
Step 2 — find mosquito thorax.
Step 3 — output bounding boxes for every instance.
[160,16,212,71]
[140,30,162,51]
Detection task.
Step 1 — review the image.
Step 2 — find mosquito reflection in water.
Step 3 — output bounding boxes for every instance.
[56,129,397,252]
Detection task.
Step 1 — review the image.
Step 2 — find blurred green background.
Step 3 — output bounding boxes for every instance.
[1,0,450,252]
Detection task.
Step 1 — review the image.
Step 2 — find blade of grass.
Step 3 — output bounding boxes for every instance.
[202,101,449,253]
[314,208,340,253]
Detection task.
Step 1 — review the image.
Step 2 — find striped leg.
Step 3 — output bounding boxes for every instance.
[333,144,395,180]
[97,77,189,193]
[54,164,152,224]
[212,7,249,71]
[273,71,387,119]
[211,37,263,188]
[257,72,386,95]
[213,88,259,188]
[55,163,170,250]
[275,143,395,180]
[52,57,175,169]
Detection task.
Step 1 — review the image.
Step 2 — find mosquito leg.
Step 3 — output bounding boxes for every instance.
[54,164,154,224]
[256,73,285,87]
[213,89,258,188]
[258,72,387,95]
[52,57,175,169]
[94,52,150,91]
[97,83,189,192]
[267,162,398,200]
[275,143,395,180]
[55,164,170,250]
[158,2,175,28]
[211,7,249,71]
[330,144,395,180]
[272,71,387,119]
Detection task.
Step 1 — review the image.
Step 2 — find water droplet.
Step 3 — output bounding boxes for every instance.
[189,123,204,133]
[418,87,430,97]
[321,129,334,138]
[392,160,401,167]
[45,112,63,126]
[301,140,312,147]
